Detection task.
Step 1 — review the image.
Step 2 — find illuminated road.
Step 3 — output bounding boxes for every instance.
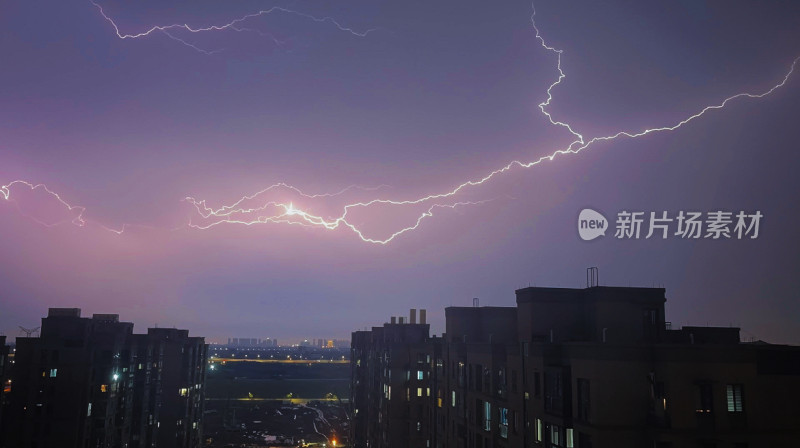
[211,358,348,364]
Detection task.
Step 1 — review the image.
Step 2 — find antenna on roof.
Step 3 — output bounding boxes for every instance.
[586,267,599,287]
[18,326,40,337]
[473,297,479,308]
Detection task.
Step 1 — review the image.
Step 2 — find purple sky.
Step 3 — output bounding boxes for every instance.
[1,0,799,344]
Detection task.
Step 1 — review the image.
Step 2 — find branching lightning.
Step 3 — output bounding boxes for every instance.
[161,30,223,56]
[1,180,86,228]
[90,1,376,54]
[2,3,798,244]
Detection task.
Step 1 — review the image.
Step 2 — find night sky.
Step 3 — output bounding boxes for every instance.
[1,1,799,344]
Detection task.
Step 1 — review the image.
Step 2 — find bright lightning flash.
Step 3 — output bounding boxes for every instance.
[2,3,798,244]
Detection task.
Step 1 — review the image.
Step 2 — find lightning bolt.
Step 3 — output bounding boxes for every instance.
[1,180,87,228]
[184,5,798,244]
[90,0,377,55]
[160,30,223,56]
[3,3,798,244]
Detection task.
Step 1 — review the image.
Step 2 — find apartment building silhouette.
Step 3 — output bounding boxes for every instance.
[351,287,800,448]
[2,308,207,448]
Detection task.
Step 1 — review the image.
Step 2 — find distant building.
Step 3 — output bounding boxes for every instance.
[351,288,800,448]
[310,338,349,349]
[3,308,207,448]
[226,337,277,347]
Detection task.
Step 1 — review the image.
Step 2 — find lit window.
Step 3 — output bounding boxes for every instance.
[417,387,422,397]
[426,387,430,397]
[535,419,542,442]
[100,384,108,393]
[483,401,491,432]
[451,391,456,407]
[87,403,92,417]
[179,388,188,397]
[49,368,57,378]
[417,370,424,380]
[499,407,508,439]
[550,424,561,446]
[726,384,744,412]
[566,428,574,448]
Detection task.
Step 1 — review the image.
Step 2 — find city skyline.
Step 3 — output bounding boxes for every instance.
[1,1,799,344]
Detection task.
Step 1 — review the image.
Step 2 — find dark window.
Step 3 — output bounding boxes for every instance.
[577,378,590,422]
[695,382,715,429]
[512,410,519,434]
[511,370,518,392]
[544,372,563,413]
[643,309,658,341]
[580,432,593,448]
[696,383,713,413]
[534,372,541,397]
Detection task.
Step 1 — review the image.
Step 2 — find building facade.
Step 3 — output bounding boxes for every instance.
[2,308,207,448]
[351,309,438,448]
[351,287,800,448]
[0,335,9,448]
